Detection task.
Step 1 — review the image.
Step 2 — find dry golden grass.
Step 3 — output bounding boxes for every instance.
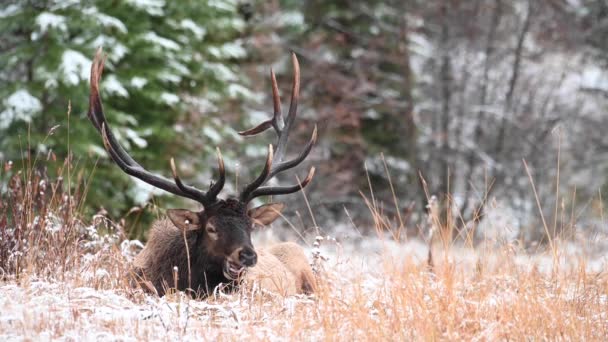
[1,228,607,340]
[1,154,607,340]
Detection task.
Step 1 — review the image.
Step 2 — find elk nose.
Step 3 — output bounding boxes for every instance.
[239,247,257,267]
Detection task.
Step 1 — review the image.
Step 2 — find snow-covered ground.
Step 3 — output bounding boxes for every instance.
[1,235,607,340]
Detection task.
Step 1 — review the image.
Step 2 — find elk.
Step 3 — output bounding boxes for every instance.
[88,48,317,297]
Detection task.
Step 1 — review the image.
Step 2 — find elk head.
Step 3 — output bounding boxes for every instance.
[88,48,316,281]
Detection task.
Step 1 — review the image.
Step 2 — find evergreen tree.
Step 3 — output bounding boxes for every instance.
[0,0,255,224]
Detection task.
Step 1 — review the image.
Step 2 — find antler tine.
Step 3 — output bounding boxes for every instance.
[206,147,226,200]
[89,48,141,169]
[237,68,284,137]
[240,145,274,202]
[268,124,317,180]
[248,167,315,200]
[270,69,285,132]
[89,49,224,207]
[274,52,300,164]
[239,52,316,203]
[169,158,213,204]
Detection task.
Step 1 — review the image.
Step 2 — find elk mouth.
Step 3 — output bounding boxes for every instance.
[223,260,247,281]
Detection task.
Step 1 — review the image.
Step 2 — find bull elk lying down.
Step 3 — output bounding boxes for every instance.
[88,48,317,297]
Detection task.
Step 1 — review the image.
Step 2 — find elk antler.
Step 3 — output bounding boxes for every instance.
[239,53,316,203]
[88,47,225,207]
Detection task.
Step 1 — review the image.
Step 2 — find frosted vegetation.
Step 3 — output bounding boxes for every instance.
[1,1,608,339]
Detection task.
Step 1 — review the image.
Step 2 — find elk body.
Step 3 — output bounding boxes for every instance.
[88,48,317,297]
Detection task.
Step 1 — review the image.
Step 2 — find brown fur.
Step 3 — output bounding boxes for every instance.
[265,242,317,294]
[245,242,316,295]
[133,219,315,297]
[243,248,297,296]
[133,218,230,297]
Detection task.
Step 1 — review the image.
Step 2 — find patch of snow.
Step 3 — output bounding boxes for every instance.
[581,65,608,91]
[278,11,304,26]
[158,72,181,84]
[203,126,222,143]
[185,95,217,112]
[87,144,107,157]
[0,90,42,129]
[477,201,520,243]
[49,0,80,11]
[180,19,206,39]
[143,32,180,50]
[32,12,67,40]
[169,60,189,75]
[207,63,238,82]
[90,35,129,63]
[208,0,236,11]
[129,177,167,205]
[228,83,258,100]
[244,144,268,158]
[112,43,129,62]
[208,41,246,59]
[103,75,129,98]
[130,76,148,89]
[124,128,147,148]
[0,4,20,18]
[126,0,165,16]
[120,240,144,259]
[60,50,92,86]
[83,7,127,33]
[160,92,180,106]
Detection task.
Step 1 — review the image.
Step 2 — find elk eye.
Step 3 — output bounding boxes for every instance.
[206,224,219,240]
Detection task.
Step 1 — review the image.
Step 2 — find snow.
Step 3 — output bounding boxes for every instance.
[207,63,238,82]
[126,0,165,16]
[184,95,217,113]
[208,0,237,11]
[103,75,129,98]
[83,7,127,33]
[581,64,608,91]
[3,230,608,342]
[203,126,222,143]
[90,35,129,63]
[0,89,43,129]
[32,12,67,40]
[160,92,180,106]
[208,41,247,59]
[476,201,520,243]
[180,19,206,40]
[124,128,148,148]
[130,76,148,89]
[158,72,181,84]
[228,83,258,100]
[0,4,20,18]
[143,32,180,50]
[60,50,92,86]
[129,177,167,205]
[169,60,190,75]
[278,11,304,26]
[88,144,108,157]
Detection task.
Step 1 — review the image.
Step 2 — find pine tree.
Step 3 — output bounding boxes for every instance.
[0,0,254,221]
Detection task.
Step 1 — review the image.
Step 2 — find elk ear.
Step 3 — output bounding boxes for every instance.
[248,203,285,227]
[167,209,202,231]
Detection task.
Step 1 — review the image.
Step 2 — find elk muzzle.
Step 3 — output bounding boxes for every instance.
[223,246,257,280]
